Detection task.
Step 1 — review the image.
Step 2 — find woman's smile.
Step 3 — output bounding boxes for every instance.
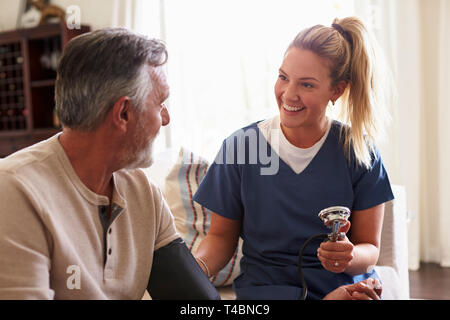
[282,103,306,114]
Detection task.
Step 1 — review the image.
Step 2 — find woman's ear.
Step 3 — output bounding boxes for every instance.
[331,80,348,102]
[111,96,132,132]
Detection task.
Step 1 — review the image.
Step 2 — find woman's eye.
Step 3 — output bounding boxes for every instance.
[302,83,313,88]
[278,74,287,81]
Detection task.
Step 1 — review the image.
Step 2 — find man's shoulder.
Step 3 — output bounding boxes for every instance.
[0,135,59,176]
[114,168,163,202]
[115,167,152,186]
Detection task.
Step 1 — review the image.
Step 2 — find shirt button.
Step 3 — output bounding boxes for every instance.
[108,248,112,255]
[105,269,113,278]
[108,228,112,234]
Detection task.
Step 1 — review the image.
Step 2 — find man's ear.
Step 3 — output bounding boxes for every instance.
[111,96,132,132]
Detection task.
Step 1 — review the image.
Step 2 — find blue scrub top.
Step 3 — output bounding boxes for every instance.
[193,120,394,300]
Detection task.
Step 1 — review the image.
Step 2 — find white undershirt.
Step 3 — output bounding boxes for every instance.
[257,115,332,174]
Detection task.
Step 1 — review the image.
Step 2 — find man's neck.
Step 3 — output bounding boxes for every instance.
[58,128,117,199]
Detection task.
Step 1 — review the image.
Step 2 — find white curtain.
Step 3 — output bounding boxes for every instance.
[355,0,450,269]
[111,0,136,29]
[419,0,450,267]
[437,0,450,267]
[133,0,355,161]
[354,0,422,270]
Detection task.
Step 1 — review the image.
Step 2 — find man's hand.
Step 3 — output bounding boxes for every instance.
[322,278,382,300]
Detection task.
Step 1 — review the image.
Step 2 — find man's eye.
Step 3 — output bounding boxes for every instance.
[302,83,313,88]
[278,74,287,81]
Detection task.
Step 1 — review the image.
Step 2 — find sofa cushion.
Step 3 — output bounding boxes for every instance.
[164,147,242,287]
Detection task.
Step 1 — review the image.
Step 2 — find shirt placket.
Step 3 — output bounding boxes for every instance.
[99,203,123,280]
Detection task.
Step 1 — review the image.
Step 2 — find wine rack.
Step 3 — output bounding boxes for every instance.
[0,22,90,157]
[0,42,26,132]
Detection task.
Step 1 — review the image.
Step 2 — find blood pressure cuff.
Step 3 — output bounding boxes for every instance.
[147,237,221,300]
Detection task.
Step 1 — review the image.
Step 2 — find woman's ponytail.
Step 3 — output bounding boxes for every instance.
[333,17,394,168]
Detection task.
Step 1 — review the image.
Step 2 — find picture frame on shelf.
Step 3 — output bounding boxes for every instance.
[17,0,66,29]
[16,0,48,29]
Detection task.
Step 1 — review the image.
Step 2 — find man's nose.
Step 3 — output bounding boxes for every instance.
[161,104,170,126]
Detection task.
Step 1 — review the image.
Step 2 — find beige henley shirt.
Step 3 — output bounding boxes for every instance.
[0,134,179,299]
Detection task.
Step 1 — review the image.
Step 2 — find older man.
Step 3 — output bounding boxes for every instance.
[0,28,218,300]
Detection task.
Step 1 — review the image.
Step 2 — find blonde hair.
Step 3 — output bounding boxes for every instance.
[288,17,394,169]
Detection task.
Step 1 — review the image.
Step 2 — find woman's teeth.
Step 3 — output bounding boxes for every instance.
[283,104,306,112]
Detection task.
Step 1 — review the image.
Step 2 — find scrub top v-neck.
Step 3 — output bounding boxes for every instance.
[258,115,332,175]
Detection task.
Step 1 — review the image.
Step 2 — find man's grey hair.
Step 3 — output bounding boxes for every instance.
[55,28,168,130]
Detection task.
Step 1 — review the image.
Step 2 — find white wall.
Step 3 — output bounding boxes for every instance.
[0,0,117,32]
[0,0,21,31]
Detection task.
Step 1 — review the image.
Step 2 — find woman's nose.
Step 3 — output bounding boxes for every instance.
[283,84,300,103]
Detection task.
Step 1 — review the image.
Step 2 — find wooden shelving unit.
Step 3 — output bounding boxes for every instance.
[0,22,90,157]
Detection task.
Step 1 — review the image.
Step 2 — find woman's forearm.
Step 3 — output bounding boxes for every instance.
[345,243,380,276]
[194,212,241,277]
[195,233,238,277]
[345,204,384,276]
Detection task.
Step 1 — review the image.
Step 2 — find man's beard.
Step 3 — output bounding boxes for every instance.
[125,135,156,169]
[124,122,159,170]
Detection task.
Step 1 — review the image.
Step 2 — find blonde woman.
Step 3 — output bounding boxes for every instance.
[193,17,394,300]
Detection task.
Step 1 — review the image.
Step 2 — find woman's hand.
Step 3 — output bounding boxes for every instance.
[323,278,382,300]
[317,221,354,273]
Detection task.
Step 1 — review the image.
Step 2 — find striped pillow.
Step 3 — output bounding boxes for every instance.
[164,147,242,287]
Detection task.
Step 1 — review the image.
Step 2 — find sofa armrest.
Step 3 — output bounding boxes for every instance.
[377,184,409,299]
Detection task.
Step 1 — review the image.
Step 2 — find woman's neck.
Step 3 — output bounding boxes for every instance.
[280,117,329,149]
